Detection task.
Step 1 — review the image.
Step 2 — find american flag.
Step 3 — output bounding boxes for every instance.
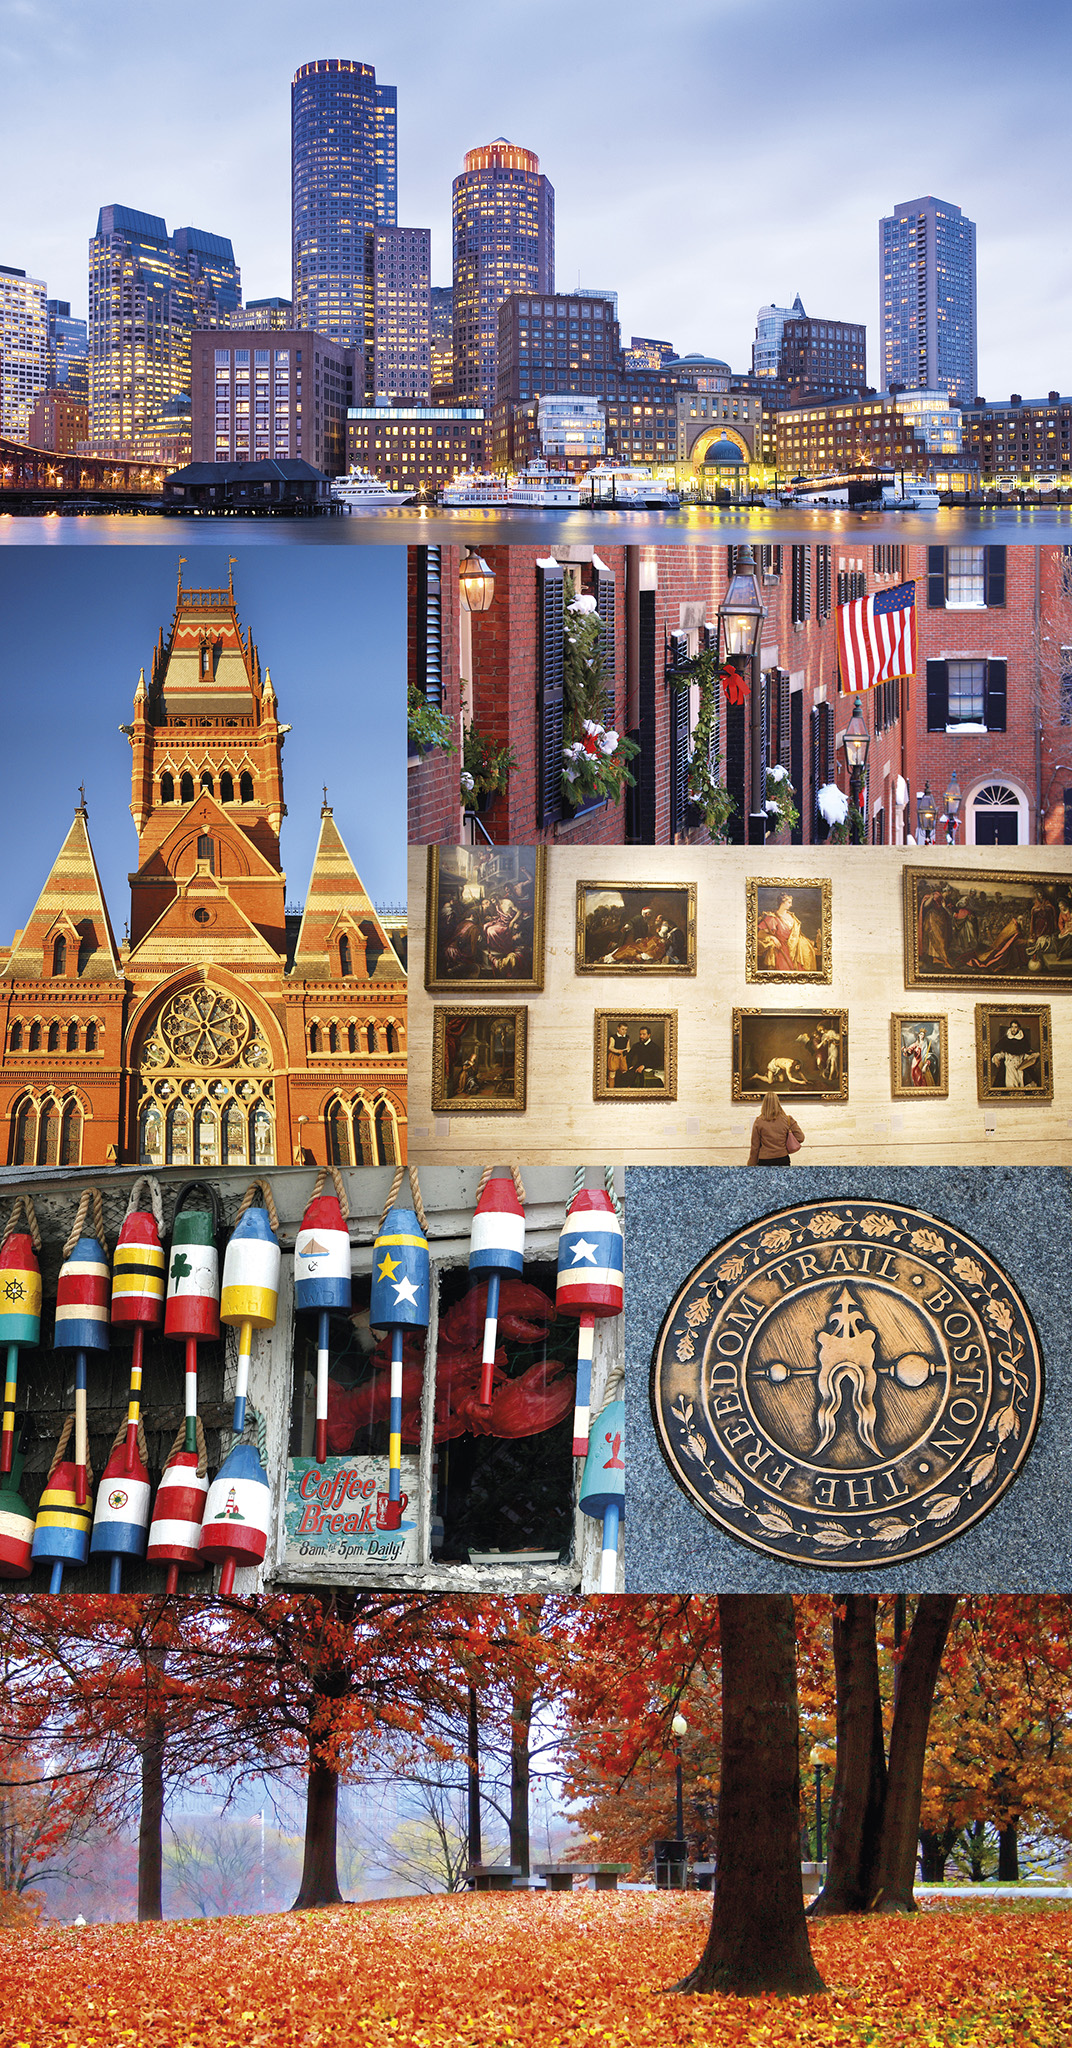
[836,580,917,694]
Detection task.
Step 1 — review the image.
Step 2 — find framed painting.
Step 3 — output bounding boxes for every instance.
[732,1009,849,1102]
[594,1010,677,1101]
[890,1014,949,1098]
[904,866,1072,990]
[746,878,832,983]
[575,881,697,974]
[425,846,546,993]
[431,1006,528,1113]
[975,1004,1053,1103]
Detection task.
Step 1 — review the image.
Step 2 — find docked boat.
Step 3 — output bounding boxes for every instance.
[583,464,680,509]
[506,460,582,508]
[330,466,414,509]
[438,471,511,507]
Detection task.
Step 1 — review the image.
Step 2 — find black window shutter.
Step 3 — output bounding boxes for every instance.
[778,669,792,768]
[536,562,564,827]
[414,545,443,703]
[704,622,721,776]
[985,658,1007,731]
[790,691,803,844]
[670,676,689,837]
[926,660,949,730]
[1064,790,1072,845]
[595,568,616,727]
[927,546,947,609]
[636,588,656,843]
[984,546,1006,607]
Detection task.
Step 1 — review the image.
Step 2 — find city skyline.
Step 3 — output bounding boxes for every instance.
[3,0,1071,401]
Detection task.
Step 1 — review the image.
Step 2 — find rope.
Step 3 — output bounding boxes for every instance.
[602,1167,623,1224]
[123,1176,165,1232]
[474,1163,527,1206]
[1,1194,42,1253]
[164,1413,209,1478]
[310,1163,349,1220]
[251,1403,268,1468]
[106,1416,150,1464]
[379,1166,405,1222]
[593,1358,625,1415]
[571,1165,585,1199]
[236,1177,280,1234]
[63,1186,107,1259]
[47,1414,94,1488]
[377,1166,428,1235]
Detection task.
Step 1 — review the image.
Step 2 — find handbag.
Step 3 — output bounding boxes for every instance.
[785,1128,803,1154]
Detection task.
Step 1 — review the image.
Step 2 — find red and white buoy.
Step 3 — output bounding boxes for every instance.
[147,1422,210,1587]
[294,1166,351,1466]
[55,1189,111,1508]
[468,1169,526,1408]
[164,1181,220,1500]
[556,1185,624,1459]
[0,1196,42,1480]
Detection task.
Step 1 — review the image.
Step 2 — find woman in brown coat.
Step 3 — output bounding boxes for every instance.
[748,1089,804,1166]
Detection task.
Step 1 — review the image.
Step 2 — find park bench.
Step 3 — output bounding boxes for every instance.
[464,1863,522,1891]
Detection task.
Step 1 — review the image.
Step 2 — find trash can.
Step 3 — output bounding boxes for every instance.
[653,1837,688,1888]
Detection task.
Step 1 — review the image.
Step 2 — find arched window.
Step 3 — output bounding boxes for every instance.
[59,1097,81,1166]
[85,1022,98,1052]
[221,1099,246,1164]
[9,1097,35,1165]
[52,935,66,977]
[374,1101,397,1166]
[354,1101,375,1165]
[347,1023,357,1054]
[200,770,214,796]
[9,1021,22,1051]
[200,640,211,678]
[339,934,352,976]
[386,1023,399,1053]
[239,772,255,803]
[196,835,215,874]
[160,772,175,803]
[66,1021,78,1052]
[220,772,234,804]
[180,772,195,803]
[193,1101,219,1166]
[37,1100,59,1165]
[309,1022,320,1054]
[166,1101,191,1166]
[327,1100,352,1165]
[251,1102,273,1165]
[28,1022,40,1051]
[366,1023,377,1053]
[139,1102,163,1165]
[47,1021,59,1052]
[328,1023,338,1052]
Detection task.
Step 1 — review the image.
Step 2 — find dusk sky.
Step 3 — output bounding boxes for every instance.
[2,0,1071,399]
[0,548,407,941]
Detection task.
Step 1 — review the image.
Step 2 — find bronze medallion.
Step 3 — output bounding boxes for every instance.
[650,1200,1043,1569]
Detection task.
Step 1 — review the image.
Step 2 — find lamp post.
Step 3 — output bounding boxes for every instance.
[917,780,937,844]
[809,1745,826,1862]
[839,694,871,845]
[671,1711,687,1887]
[458,551,496,839]
[942,769,962,844]
[717,544,766,844]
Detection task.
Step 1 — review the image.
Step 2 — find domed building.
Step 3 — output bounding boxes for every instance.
[0,570,406,1167]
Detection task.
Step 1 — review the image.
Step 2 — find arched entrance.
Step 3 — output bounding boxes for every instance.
[966,780,1029,846]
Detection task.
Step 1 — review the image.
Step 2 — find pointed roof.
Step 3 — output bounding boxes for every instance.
[152,570,257,719]
[3,807,122,981]
[126,864,285,973]
[290,806,404,983]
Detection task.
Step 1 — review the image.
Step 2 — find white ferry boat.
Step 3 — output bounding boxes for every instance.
[583,464,680,509]
[438,471,511,507]
[506,460,582,508]
[330,466,414,509]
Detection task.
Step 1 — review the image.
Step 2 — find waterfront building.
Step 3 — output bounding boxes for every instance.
[191,329,357,475]
[959,393,1072,486]
[0,264,47,438]
[88,207,240,448]
[26,389,89,454]
[452,140,554,410]
[0,570,406,1168]
[880,195,977,403]
[345,403,484,492]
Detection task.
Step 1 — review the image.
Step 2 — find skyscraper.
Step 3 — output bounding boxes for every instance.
[88,206,240,448]
[0,264,47,438]
[45,300,89,402]
[452,139,554,409]
[880,196,977,404]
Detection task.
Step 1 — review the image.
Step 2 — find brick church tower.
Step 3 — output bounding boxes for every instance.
[0,569,406,1166]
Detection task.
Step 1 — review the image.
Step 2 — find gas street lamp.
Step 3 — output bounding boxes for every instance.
[943,769,962,843]
[917,780,937,844]
[838,694,871,845]
[717,544,766,843]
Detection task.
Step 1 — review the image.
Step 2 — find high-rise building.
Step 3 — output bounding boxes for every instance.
[291,58,428,400]
[88,206,240,448]
[191,328,357,473]
[880,195,977,404]
[45,300,89,402]
[753,297,805,380]
[452,140,554,409]
[0,264,47,438]
[429,284,454,395]
[753,296,866,402]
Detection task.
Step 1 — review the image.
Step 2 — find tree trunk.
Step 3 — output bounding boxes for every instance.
[467,1687,481,1868]
[138,1642,166,1922]
[672,1596,825,1997]
[509,1679,533,1878]
[291,1752,342,1910]
[918,1824,958,1883]
[997,1821,1019,1882]
[811,1596,887,1915]
[871,1594,959,1913]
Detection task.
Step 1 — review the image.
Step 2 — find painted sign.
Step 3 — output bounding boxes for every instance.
[284,1455,420,1569]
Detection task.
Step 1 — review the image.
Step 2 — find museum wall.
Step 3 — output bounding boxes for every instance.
[408,843,1072,1167]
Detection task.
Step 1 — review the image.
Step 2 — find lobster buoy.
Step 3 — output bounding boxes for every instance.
[31,1420,93,1592]
[56,1190,111,1508]
[200,1438,271,1593]
[90,1425,152,1593]
[294,1168,351,1466]
[371,1197,429,1526]
[220,1183,281,1435]
[0,1197,43,1479]
[147,1427,210,1588]
[164,1183,221,1490]
[0,1434,35,1579]
[111,1177,166,1488]
[556,1186,624,1458]
[469,1171,526,1407]
[579,1397,625,1593]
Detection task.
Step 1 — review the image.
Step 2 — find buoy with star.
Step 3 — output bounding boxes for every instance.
[0,1196,42,1481]
[294,1167,352,1466]
[370,1191,429,1527]
[556,1186,624,1458]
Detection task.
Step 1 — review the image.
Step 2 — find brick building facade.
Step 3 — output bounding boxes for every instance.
[0,573,407,1168]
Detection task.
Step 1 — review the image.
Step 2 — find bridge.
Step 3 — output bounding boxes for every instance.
[0,436,166,511]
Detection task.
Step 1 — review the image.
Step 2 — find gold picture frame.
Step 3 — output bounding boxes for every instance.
[431,1006,528,1113]
[975,1003,1053,1102]
[575,881,697,974]
[890,1014,949,1098]
[732,1008,849,1102]
[594,1010,678,1101]
[425,846,546,994]
[746,878,832,983]
[904,866,1072,990]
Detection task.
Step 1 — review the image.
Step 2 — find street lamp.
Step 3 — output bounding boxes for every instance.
[459,548,495,613]
[839,694,871,845]
[671,1711,687,1889]
[942,769,962,844]
[917,780,937,844]
[809,1745,827,1863]
[717,544,766,844]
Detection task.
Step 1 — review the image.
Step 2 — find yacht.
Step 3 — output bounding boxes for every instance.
[438,471,511,507]
[583,464,680,509]
[506,460,582,508]
[330,466,414,510]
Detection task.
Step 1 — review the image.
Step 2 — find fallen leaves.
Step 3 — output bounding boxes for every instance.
[2,1892,1071,2048]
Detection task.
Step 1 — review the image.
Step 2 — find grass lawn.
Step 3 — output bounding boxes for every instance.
[2,1891,1071,2046]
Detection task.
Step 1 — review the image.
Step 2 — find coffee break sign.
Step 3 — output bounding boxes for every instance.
[284,1456,421,1569]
